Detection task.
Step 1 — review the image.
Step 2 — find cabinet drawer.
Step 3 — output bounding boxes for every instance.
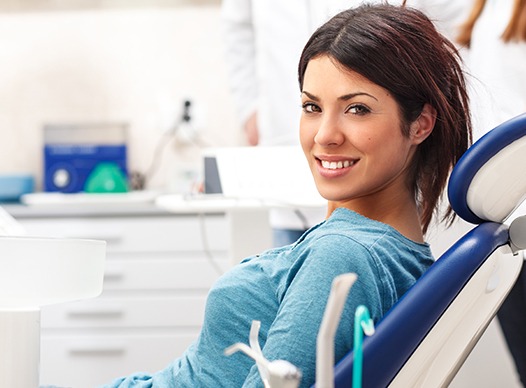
[17,214,229,252]
[40,332,198,388]
[41,296,208,329]
[103,257,226,291]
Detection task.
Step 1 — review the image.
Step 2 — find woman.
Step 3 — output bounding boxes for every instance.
[103,4,471,387]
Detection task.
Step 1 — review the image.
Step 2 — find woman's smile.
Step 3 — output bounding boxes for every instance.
[316,156,359,178]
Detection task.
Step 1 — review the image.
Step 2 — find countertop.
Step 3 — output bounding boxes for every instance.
[1,191,264,219]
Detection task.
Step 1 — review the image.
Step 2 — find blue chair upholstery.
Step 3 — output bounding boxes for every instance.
[316,113,526,387]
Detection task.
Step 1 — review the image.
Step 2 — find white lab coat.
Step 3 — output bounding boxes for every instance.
[465,0,526,140]
[220,0,471,230]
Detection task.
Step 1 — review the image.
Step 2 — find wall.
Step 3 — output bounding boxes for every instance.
[0,4,242,191]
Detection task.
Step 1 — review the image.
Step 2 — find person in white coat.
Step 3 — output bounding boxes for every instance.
[459,0,526,137]
[457,0,526,384]
[220,0,471,247]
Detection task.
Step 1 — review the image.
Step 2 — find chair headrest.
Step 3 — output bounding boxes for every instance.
[448,113,526,224]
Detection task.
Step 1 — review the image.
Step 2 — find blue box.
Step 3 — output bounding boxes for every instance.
[44,144,127,193]
[43,123,128,193]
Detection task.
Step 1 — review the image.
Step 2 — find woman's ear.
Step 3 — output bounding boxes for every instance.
[410,103,436,144]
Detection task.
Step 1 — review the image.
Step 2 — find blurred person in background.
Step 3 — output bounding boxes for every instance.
[457,0,526,384]
[220,0,471,247]
[458,0,526,138]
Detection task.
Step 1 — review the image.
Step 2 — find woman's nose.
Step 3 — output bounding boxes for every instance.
[314,115,345,147]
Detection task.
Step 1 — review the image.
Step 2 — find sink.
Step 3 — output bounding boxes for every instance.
[0,236,106,309]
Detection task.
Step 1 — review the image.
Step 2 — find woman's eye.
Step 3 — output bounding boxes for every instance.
[302,102,320,113]
[347,104,371,115]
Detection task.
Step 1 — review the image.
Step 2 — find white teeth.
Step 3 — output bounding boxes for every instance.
[321,159,355,170]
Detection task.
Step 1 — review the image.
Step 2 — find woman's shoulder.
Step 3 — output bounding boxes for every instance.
[296,208,433,270]
[319,208,429,246]
[306,208,404,246]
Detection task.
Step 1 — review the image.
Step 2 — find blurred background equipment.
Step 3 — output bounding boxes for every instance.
[0,174,34,203]
[43,123,128,193]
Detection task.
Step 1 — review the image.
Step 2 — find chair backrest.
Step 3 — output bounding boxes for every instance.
[324,112,526,387]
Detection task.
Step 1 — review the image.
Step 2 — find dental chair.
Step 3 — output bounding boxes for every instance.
[321,112,526,387]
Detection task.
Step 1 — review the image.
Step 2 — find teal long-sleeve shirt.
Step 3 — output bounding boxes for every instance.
[102,208,434,388]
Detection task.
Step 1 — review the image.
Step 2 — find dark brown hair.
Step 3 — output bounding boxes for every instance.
[298,4,472,233]
[457,0,526,47]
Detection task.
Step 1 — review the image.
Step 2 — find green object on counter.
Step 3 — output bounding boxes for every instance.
[84,162,128,193]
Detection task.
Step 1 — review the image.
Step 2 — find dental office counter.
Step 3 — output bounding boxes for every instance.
[4,196,273,388]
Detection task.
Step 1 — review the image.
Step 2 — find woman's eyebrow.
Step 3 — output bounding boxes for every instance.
[301,91,319,101]
[301,90,378,102]
[339,92,378,102]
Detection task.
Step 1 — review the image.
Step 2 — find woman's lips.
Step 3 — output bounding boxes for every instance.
[316,157,358,177]
[320,159,356,169]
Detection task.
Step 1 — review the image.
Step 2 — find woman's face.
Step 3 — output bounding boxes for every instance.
[300,55,423,217]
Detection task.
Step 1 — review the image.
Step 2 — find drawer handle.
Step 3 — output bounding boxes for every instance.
[104,270,124,282]
[69,348,126,357]
[67,310,124,319]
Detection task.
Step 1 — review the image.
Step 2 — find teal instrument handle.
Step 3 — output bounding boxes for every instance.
[353,305,375,388]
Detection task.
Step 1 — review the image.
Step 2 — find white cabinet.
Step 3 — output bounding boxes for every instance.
[10,209,229,388]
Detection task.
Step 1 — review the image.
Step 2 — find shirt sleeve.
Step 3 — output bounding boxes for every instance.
[220,0,258,124]
[242,234,385,388]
